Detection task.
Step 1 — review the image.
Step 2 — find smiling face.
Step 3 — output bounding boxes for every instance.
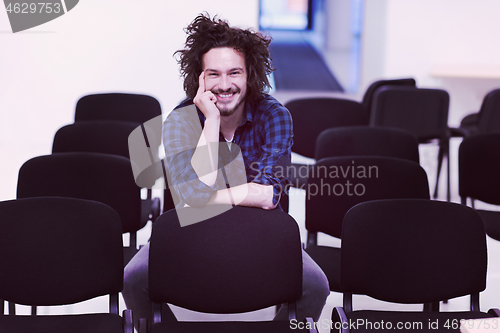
[202,47,248,117]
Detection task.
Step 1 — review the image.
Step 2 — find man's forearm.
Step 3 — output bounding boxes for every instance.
[191,116,220,186]
[207,183,277,210]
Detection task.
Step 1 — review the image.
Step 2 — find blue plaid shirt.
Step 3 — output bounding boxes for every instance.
[162,94,293,208]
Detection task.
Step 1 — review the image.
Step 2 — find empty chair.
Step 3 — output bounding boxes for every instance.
[333,199,499,331]
[286,98,369,163]
[73,93,172,212]
[459,133,500,241]
[282,98,368,212]
[287,78,417,163]
[459,88,500,136]
[52,121,165,224]
[314,126,420,163]
[0,197,132,333]
[361,77,416,118]
[146,206,317,333]
[75,93,162,125]
[371,86,451,201]
[304,156,430,293]
[53,121,139,159]
[17,152,143,265]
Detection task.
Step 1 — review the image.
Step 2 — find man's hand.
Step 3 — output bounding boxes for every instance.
[193,71,220,120]
[192,71,221,186]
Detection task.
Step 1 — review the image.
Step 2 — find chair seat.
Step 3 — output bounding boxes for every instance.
[305,245,341,292]
[337,310,494,332]
[151,320,312,333]
[478,209,500,241]
[0,313,124,333]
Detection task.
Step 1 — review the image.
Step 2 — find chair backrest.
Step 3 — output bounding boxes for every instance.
[314,126,420,163]
[459,133,500,205]
[361,78,416,114]
[370,86,449,142]
[75,93,162,124]
[149,206,303,314]
[0,197,123,306]
[305,156,429,238]
[477,88,500,134]
[53,121,139,158]
[17,153,142,233]
[285,98,368,158]
[341,199,487,304]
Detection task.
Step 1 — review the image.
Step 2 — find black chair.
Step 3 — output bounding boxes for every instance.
[459,133,500,241]
[460,88,500,136]
[304,156,429,293]
[282,98,368,212]
[145,206,317,333]
[314,126,420,163]
[17,152,143,265]
[371,86,451,201]
[282,79,416,211]
[0,197,132,333]
[75,93,162,125]
[287,78,417,163]
[53,121,139,159]
[361,77,416,118]
[52,121,164,226]
[73,93,173,213]
[333,199,499,332]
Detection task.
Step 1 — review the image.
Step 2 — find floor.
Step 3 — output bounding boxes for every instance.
[6,37,500,333]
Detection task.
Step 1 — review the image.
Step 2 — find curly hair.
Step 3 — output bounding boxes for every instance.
[174,13,274,104]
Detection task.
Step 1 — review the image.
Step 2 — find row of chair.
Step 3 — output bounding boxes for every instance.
[2,86,499,331]
[286,80,500,206]
[296,126,500,287]
[3,192,500,332]
[0,92,319,332]
[2,93,166,325]
[288,123,500,331]
[0,197,319,332]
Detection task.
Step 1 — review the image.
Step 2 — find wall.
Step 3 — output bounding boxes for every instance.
[0,1,259,201]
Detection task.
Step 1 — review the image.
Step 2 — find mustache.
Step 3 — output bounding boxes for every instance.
[211,87,241,95]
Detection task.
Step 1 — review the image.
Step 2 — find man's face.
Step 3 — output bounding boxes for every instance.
[202,47,248,117]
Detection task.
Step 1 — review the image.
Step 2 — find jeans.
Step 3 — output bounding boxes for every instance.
[123,243,329,328]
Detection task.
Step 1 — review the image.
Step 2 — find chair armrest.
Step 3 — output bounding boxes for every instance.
[333,307,350,333]
[123,309,134,333]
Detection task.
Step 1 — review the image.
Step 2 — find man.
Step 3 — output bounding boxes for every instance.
[123,13,329,326]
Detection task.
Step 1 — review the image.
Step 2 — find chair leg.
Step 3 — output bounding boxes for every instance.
[433,139,450,201]
[9,302,15,315]
[446,143,451,202]
[433,142,445,199]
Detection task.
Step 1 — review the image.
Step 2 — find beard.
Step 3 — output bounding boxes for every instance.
[211,87,246,117]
